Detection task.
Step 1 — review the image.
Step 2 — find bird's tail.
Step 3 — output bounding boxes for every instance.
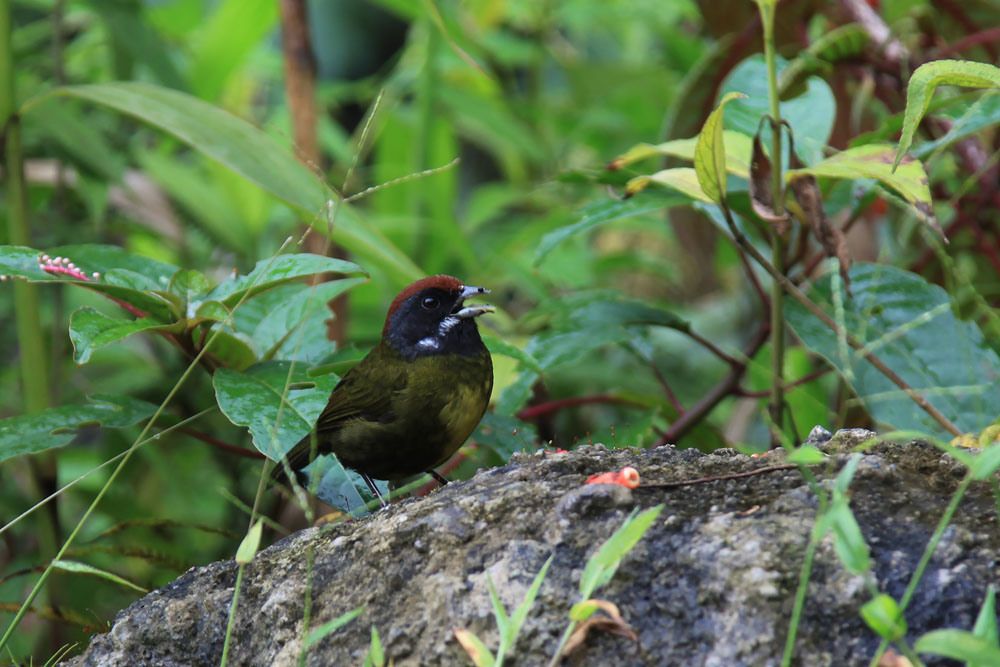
[268,432,318,487]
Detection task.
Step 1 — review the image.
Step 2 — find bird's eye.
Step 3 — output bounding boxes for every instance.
[421,296,440,310]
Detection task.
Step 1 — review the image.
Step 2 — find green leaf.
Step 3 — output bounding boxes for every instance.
[834,452,863,495]
[507,556,553,646]
[915,629,1000,664]
[213,362,337,459]
[861,594,907,641]
[785,263,1000,436]
[168,269,212,304]
[207,254,366,308]
[69,306,180,365]
[305,607,364,648]
[580,505,664,599]
[626,168,713,203]
[894,60,1000,170]
[694,91,747,204]
[486,572,511,640]
[51,559,148,594]
[610,132,753,178]
[570,599,601,622]
[51,244,179,283]
[0,245,50,279]
[30,82,421,284]
[366,625,385,667]
[972,586,999,667]
[826,502,870,575]
[234,520,263,565]
[534,195,689,265]
[786,445,825,465]
[204,329,258,372]
[480,333,542,374]
[0,395,158,464]
[786,144,936,229]
[474,414,538,462]
[526,326,634,370]
[720,54,836,165]
[250,278,367,363]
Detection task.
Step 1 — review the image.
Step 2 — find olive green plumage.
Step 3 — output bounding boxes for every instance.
[271,275,494,488]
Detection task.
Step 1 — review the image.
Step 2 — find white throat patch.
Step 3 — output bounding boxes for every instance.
[417,315,460,350]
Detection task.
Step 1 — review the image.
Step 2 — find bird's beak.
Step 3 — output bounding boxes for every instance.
[453,285,495,319]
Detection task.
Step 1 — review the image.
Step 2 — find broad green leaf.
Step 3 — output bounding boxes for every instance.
[0,246,56,279]
[474,414,538,461]
[526,326,633,370]
[213,363,370,512]
[534,195,689,265]
[861,594,906,641]
[235,520,263,565]
[570,599,601,622]
[51,559,147,594]
[0,394,157,463]
[49,244,179,284]
[69,306,180,364]
[207,254,366,307]
[29,83,421,284]
[694,91,747,204]
[554,296,689,332]
[495,370,539,417]
[915,629,1000,664]
[213,362,337,460]
[785,263,1000,436]
[580,505,664,598]
[204,328,258,372]
[720,55,836,165]
[786,144,936,228]
[894,60,1000,170]
[609,132,753,178]
[168,269,212,307]
[25,100,124,180]
[480,333,542,374]
[305,607,364,648]
[251,278,367,363]
[626,168,713,203]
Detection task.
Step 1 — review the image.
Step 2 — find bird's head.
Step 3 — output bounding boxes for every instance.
[382,275,494,359]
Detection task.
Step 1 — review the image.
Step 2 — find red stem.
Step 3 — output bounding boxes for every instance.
[516,394,646,421]
[179,427,266,460]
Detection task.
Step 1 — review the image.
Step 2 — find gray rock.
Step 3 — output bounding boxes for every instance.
[67,432,998,666]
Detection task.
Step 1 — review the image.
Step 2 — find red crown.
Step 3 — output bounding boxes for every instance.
[383,275,465,335]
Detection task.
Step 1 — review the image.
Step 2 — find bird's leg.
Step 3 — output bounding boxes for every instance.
[362,473,389,507]
[427,470,450,486]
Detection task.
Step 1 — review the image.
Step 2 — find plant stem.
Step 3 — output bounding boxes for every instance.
[219,564,244,667]
[717,205,962,438]
[1,0,50,413]
[757,0,786,444]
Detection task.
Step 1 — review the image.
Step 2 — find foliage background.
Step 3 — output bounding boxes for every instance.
[2,0,1000,661]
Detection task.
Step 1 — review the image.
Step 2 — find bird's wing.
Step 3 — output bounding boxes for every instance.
[313,353,409,431]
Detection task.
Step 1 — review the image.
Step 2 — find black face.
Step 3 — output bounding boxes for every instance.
[386,287,485,360]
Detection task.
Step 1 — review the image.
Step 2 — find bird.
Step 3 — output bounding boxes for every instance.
[271,275,495,504]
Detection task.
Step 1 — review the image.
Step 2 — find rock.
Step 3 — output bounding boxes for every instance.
[67,432,998,666]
